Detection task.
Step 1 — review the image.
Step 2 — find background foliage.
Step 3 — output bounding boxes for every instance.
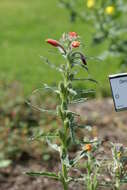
[0,0,123,96]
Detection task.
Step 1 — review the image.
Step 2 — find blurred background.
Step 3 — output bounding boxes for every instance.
[0,0,120,96]
[0,0,127,190]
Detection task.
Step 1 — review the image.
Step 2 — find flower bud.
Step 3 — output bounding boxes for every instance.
[71,41,80,48]
[84,144,92,152]
[69,32,78,39]
[46,39,60,47]
[46,38,66,54]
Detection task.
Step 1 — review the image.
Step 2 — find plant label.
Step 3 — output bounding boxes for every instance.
[109,73,127,112]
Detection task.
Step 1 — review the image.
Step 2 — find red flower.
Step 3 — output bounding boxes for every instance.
[69,32,78,38]
[46,39,60,47]
[71,41,80,48]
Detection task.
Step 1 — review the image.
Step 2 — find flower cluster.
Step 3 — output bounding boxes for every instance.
[46,32,80,50]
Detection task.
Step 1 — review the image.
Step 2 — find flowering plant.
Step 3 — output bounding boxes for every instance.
[26,32,127,190]
[26,32,97,189]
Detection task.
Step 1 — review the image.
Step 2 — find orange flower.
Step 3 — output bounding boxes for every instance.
[69,32,78,38]
[46,39,60,47]
[71,41,80,48]
[84,144,92,152]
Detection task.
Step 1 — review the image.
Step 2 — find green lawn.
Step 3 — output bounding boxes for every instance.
[0,0,120,96]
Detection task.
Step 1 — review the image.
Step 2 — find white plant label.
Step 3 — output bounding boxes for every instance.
[109,73,127,112]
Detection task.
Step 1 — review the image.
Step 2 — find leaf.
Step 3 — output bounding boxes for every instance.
[68,88,77,96]
[67,176,85,182]
[70,98,87,104]
[73,78,98,84]
[46,139,60,152]
[61,154,70,167]
[121,176,127,183]
[26,100,56,115]
[40,56,63,72]
[43,84,60,94]
[0,160,11,168]
[26,171,59,180]
[66,110,80,117]
[69,123,76,144]
[77,125,92,131]
[76,89,95,95]
[29,132,59,141]
[70,150,87,166]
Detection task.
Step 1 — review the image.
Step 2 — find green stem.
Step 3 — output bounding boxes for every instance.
[59,60,72,190]
[61,165,68,190]
[115,177,120,190]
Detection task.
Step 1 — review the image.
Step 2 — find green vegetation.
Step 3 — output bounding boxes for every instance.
[0,0,120,96]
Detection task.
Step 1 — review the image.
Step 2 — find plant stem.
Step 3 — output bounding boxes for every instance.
[61,163,68,190]
[115,177,120,190]
[59,59,72,190]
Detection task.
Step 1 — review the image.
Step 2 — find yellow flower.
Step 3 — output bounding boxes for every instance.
[87,0,95,8]
[105,6,115,15]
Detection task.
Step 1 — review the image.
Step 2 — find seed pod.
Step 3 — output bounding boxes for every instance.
[80,53,87,65]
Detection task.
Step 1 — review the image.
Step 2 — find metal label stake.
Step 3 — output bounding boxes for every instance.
[109,73,127,112]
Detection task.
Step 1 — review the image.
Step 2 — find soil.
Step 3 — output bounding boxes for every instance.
[1,98,127,190]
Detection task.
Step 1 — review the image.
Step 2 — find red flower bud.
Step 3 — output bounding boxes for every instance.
[46,39,60,47]
[71,41,80,48]
[46,38,66,54]
[69,32,78,38]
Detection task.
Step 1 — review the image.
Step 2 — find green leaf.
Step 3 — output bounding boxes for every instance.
[26,171,59,180]
[77,125,92,131]
[121,176,127,183]
[73,78,98,84]
[40,56,63,72]
[29,132,59,141]
[26,100,56,115]
[70,98,87,104]
[46,139,60,152]
[68,88,77,96]
[66,110,80,117]
[70,150,87,166]
[43,84,60,94]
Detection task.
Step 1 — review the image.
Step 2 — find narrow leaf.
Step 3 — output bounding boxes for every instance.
[26,171,59,180]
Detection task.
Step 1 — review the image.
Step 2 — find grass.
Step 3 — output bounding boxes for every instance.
[0,0,120,96]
